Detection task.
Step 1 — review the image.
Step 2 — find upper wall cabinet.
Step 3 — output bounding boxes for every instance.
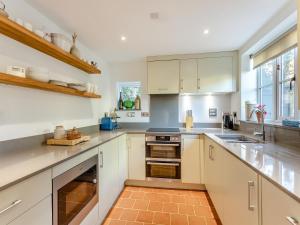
[148,60,180,94]
[180,59,198,93]
[147,51,238,94]
[197,56,235,93]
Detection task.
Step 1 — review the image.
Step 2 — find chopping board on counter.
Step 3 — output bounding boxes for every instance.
[46,136,91,146]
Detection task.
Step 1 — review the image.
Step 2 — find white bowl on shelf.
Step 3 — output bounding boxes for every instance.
[26,67,49,83]
[50,33,72,52]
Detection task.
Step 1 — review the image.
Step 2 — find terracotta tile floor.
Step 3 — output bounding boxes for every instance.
[103,186,220,225]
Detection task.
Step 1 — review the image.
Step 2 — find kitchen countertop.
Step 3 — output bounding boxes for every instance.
[0,128,300,203]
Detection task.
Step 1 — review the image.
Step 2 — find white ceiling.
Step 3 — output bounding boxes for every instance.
[27,0,291,62]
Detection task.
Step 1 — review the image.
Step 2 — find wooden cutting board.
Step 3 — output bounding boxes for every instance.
[46,136,91,146]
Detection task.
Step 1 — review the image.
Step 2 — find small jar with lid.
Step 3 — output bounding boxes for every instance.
[54,126,66,140]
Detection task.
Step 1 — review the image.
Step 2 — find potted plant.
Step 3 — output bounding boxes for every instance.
[250,104,267,123]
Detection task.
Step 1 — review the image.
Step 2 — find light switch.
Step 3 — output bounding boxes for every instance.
[209,108,217,117]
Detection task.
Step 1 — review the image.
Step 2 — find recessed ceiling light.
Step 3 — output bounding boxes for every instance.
[121,36,127,41]
[203,29,210,35]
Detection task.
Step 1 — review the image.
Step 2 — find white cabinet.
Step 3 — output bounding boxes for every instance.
[118,134,128,192]
[0,170,52,225]
[180,59,198,93]
[198,56,235,93]
[98,139,119,222]
[223,152,259,225]
[204,137,225,221]
[128,134,146,180]
[204,137,259,225]
[262,178,300,225]
[8,196,52,225]
[148,60,180,94]
[181,135,201,184]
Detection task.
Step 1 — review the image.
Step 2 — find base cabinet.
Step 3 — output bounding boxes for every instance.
[204,137,259,225]
[204,138,225,221]
[262,178,300,225]
[181,135,201,184]
[8,196,52,225]
[98,136,125,223]
[118,134,128,192]
[223,152,259,225]
[128,134,146,180]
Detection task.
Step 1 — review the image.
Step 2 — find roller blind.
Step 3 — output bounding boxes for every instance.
[253,28,297,68]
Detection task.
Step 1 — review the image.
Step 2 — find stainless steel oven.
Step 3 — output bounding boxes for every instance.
[145,132,181,180]
[53,156,98,225]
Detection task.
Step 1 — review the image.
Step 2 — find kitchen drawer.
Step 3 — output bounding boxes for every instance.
[0,170,52,225]
[262,178,300,225]
[8,196,52,225]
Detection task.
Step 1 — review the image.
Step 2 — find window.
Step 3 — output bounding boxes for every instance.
[256,48,297,120]
[117,82,141,101]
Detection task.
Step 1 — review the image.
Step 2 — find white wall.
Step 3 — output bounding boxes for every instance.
[179,94,231,123]
[109,60,150,123]
[0,0,111,141]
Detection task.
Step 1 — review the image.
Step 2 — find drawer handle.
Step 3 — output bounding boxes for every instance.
[0,200,22,215]
[248,181,255,211]
[287,217,299,225]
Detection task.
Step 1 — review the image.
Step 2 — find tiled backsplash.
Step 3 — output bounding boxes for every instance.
[240,121,300,148]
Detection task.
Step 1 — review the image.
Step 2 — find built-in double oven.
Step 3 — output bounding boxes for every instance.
[145,132,181,181]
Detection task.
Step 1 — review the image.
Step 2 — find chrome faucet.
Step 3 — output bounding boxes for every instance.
[253,117,266,142]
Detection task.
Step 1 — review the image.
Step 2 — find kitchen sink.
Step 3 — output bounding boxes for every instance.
[215,134,260,143]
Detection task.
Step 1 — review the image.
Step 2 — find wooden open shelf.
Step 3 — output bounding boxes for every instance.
[0,16,101,74]
[0,73,101,98]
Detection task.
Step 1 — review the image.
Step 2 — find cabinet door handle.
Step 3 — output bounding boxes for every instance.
[0,200,22,215]
[248,181,255,211]
[180,79,184,90]
[197,78,200,90]
[286,217,299,225]
[100,151,104,168]
[209,145,214,160]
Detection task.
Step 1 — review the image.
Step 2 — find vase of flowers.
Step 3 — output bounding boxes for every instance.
[251,104,267,123]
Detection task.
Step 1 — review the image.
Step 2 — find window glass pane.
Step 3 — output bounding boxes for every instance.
[120,85,141,101]
[261,60,274,86]
[280,81,295,118]
[261,85,273,120]
[281,49,295,81]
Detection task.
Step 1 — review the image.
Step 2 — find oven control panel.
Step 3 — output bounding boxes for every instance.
[146,135,181,143]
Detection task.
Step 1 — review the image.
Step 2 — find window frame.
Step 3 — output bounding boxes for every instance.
[256,47,298,121]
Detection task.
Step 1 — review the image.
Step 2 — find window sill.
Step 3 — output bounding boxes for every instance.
[240,120,300,131]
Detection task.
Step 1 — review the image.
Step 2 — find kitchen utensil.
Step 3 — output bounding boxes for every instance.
[70,33,81,58]
[68,83,87,92]
[27,67,49,82]
[6,66,27,78]
[0,1,8,18]
[54,126,66,140]
[49,80,68,87]
[50,33,72,52]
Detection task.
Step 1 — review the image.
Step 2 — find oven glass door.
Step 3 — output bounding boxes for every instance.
[56,165,97,225]
[146,161,181,179]
[146,143,181,159]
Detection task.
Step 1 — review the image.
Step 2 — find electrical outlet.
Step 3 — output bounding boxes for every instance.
[209,108,217,117]
[127,112,135,117]
[141,112,150,117]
